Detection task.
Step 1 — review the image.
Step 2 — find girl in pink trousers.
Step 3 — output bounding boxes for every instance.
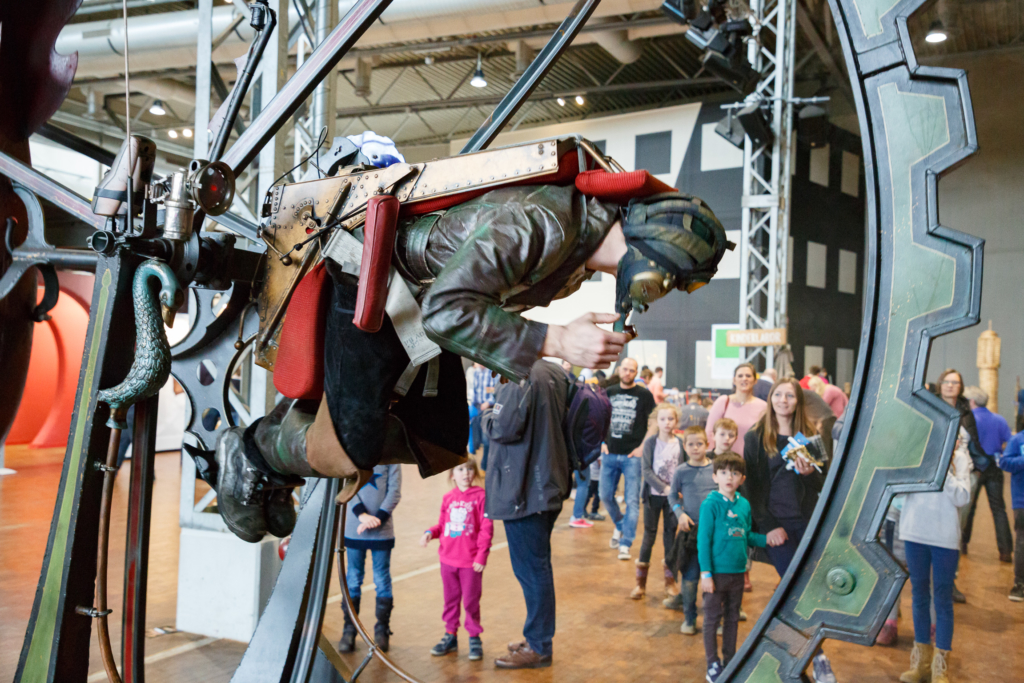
[421,459,494,661]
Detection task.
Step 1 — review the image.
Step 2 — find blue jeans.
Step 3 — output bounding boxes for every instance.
[346,546,393,599]
[681,552,701,624]
[572,468,591,519]
[905,540,959,651]
[599,454,641,547]
[504,510,560,656]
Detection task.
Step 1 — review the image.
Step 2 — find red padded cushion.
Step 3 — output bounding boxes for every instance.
[574,169,675,204]
[400,151,583,217]
[274,261,329,401]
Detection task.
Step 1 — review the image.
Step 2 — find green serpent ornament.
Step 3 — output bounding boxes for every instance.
[97,259,185,429]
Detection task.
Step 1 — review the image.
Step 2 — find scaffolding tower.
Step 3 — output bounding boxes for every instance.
[737,0,798,370]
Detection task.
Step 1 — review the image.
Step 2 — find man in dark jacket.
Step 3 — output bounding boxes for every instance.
[215,184,728,543]
[482,360,572,669]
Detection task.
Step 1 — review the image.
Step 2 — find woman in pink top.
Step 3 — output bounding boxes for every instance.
[808,376,849,418]
[421,460,494,661]
[704,363,768,456]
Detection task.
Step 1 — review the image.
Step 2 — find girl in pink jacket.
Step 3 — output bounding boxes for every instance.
[420,459,494,661]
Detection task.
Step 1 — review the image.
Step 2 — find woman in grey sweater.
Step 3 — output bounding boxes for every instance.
[339,464,402,654]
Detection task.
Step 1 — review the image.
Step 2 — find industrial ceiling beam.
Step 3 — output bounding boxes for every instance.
[334,77,720,117]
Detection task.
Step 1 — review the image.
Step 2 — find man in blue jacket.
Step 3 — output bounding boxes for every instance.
[965,386,1013,562]
[999,430,1024,601]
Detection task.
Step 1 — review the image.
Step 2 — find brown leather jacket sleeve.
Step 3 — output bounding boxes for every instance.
[420,194,550,381]
[418,185,614,381]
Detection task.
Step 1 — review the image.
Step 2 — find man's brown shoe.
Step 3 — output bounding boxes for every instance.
[495,643,551,669]
[506,640,527,652]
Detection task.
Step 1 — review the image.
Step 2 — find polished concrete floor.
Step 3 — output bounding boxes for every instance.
[1,444,1022,683]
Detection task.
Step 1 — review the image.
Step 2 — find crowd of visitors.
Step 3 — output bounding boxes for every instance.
[333,358,1013,683]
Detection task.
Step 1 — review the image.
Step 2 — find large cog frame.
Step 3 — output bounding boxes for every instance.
[0,0,980,681]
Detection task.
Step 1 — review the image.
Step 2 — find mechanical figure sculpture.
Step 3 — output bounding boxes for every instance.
[0,0,982,682]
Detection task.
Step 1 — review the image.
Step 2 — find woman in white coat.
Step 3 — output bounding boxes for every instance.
[898,427,972,683]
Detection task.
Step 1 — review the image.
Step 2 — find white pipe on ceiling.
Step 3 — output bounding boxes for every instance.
[58,0,661,78]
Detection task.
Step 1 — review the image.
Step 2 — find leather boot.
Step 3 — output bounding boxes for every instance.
[339,596,360,653]
[630,561,649,599]
[374,597,394,653]
[663,561,680,597]
[899,642,933,683]
[214,428,268,543]
[931,648,950,683]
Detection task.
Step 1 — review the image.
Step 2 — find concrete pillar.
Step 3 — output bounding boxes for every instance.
[977,321,1001,412]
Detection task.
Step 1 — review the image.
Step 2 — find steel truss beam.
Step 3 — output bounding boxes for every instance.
[737,0,798,370]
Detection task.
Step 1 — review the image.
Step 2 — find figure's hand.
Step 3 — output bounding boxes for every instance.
[542,313,631,369]
[601,443,609,455]
[419,532,431,548]
[358,513,381,531]
[628,445,643,458]
[679,513,694,532]
[793,455,815,476]
[473,562,485,573]
[766,527,788,547]
[701,576,715,594]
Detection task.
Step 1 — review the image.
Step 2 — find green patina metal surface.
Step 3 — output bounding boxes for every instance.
[21,268,113,682]
[848,0,901,38]
[793,83,953,620]
[747,652,784,683]
[97,260,182,424]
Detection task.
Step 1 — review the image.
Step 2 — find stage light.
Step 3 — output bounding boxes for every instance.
[714,110,745,148]
[925,21,948,43]
[149,100,166,116]
[575,95,585,105]
[556,97,566,106]
[167,129,178,139]
[798,105,828,148]
[182,128,193,138]
[736,103,773,149]
[470,54,487,88]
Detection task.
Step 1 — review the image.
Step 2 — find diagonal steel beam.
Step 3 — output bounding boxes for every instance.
[461,0,603,154]
[221,0,392,176]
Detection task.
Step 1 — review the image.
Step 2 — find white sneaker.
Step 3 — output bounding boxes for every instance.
[617,545,631,560]
[609,529,622,548]
[811,653,837,683]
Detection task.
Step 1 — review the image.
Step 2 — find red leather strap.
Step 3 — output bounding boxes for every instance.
[574,169,675,204]
[274,261,329,400]
[354,194,400,332]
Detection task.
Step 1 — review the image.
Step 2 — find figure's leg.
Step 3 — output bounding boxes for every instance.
[599,456,625,533]
[571,468,589,521]
[981,467,1014,557]
[620,457,642,549]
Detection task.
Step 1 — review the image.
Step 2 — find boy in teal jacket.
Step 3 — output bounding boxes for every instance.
[697,453,767,682]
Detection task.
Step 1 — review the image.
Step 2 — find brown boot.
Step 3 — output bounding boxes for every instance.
[663,561,680,597]
[494,643,551,669]
[630,561,649,599]
[899,642,933,683]
[931,648,950,683]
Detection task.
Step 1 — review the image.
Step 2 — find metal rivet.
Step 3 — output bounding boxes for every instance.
[826,567,855,595]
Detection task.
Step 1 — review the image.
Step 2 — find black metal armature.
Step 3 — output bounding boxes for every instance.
[209,1,277,163]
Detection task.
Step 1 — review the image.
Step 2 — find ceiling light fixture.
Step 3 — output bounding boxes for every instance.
[925,20,948,43]
[167,129,178,139]
[556,97,566,106]
[470,54,487,88]
[575,95,585,105]
[149,100,166,116]
[182,128,193,138]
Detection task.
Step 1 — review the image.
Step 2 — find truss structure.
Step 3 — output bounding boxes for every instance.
[737,0,797,369]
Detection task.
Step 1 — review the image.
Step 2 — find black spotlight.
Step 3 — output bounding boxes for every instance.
[660,0,698,25]
[737,103,773,148]
[701,20,757,95]
[798,104,829,148]
[715,110,745,148]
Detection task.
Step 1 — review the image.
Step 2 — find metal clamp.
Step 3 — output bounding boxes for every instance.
[75,606,114,618]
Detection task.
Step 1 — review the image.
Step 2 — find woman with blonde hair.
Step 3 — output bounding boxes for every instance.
[705,362,767,456]
[742,377,834,682]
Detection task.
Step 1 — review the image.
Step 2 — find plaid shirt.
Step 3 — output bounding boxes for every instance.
[469,367,498,408]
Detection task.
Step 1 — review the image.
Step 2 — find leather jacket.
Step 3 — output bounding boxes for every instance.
[394,184,618,381]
